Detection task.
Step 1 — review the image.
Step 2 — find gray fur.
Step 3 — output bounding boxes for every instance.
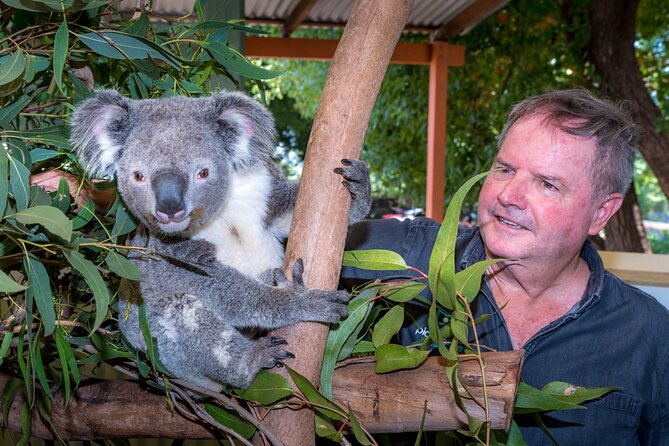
[70,90,371,389]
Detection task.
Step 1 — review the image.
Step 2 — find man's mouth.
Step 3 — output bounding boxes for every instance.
[497,216,525,229]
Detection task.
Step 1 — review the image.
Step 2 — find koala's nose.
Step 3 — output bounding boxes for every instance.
[152,172,187,222]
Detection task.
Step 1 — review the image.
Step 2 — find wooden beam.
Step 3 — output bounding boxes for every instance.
[245,36,464,66]
[433,0,509,40]
[0,351,524,439]
[599,251,669,287]
[282,0,319,37]
[425,41,452,221]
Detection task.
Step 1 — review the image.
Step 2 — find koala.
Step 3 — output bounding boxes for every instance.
[70,90,371,389]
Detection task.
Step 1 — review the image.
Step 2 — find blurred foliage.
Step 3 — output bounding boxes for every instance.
[260,0,669,252]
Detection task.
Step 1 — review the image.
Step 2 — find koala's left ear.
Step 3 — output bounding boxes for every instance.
[213,92,277,170]
[70,89,132,179]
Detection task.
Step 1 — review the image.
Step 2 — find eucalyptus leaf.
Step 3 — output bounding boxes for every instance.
[8,155,30,211]
[342,249,408,270]
[76,31,182,69]
[0,51,26,86]
[204,403,256,439]
[32,331,53,398]
[71,197,95,229]
[205,41,282,79]
[11,205,73,242]
[105,250,141,281]
[53,21,69,94]
[374,344,429,373]
[540,381,618,405]
[54,327,73,405]
[321,291,374,398]
[24,254,56,336]
[513,382,586,414]
[235,370,293,405]
[455,258,503,303]
[61,248,111,333]
[349,406,373,445]
[0,95,31,128]
[381,281,426,302]
[372,306,404,348]
[30,147,63,163]
[0,270,27,293]
[286,366,344,421]
[315,413,342,442]
[0,149,8,218]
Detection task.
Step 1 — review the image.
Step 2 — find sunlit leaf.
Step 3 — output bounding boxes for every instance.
[381,281,426,302]
[342,249,408,270]
[372,306,404,348]
[204,403,256,439]
[11,205,73,242]
[235,370,293,405]
[374,344,429,373]
[53,21,69,94]
[514,382,586,414]
[540,381,618,405]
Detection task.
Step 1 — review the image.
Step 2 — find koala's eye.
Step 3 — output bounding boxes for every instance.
[197,168,209,180]
[133,171,145,182]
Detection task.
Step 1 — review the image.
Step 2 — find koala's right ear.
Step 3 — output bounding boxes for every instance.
[70,89,132,179]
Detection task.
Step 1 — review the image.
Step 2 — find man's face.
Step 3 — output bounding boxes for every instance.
[477,114,610,264]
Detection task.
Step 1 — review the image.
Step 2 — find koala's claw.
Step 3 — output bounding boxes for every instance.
[291,259,305,286]
[270,336,288,346]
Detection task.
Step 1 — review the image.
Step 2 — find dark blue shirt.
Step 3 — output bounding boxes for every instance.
[342,217,669,445]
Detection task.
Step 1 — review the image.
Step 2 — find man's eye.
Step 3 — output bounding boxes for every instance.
[542,180,557,190]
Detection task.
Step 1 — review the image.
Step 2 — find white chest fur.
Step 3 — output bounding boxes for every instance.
[191,166,286,279]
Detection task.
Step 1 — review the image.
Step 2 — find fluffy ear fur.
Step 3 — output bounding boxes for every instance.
[70,89,132,179]
[213,92,276,170]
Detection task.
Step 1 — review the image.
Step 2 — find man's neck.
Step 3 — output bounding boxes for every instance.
[485,254,591,349]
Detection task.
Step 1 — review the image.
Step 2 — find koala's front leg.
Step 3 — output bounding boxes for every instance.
[334,159,371,224]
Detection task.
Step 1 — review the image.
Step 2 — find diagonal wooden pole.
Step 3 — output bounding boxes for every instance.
[259,1,414,444]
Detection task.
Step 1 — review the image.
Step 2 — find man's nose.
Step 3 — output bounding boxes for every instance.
[497,176,528,209]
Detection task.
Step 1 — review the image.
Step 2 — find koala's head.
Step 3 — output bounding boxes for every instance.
[70,90,276,235]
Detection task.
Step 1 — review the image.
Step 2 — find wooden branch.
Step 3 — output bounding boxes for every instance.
[282,0,319,37]
[262,1,415,444]
[0,351,524,440]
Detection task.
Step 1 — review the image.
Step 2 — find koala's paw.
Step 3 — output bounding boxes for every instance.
[253,335,295,370]
[272,259,305,288]
[334,159,371,223]
[176,239,218,265]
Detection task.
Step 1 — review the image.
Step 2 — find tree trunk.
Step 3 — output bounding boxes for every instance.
[257,1,414,445]
[604,187,651,252]
[0,351,524,440]
[586,0,668,251]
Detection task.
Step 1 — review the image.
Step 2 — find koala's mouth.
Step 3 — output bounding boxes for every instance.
[153,212,192,234]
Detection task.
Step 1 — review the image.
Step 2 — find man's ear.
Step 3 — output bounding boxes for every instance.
[588,192,624,236]
[70,89,131,180]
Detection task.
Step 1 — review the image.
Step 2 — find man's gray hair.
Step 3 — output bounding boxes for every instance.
[498,89,637,201]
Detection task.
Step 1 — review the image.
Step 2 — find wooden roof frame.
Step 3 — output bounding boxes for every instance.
[245,36,464,220]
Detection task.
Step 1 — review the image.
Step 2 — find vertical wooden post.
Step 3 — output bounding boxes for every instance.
[426,41,449,222]
[259,1,414,444]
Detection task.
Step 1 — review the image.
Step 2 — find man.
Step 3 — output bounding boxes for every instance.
[342,89,669,444]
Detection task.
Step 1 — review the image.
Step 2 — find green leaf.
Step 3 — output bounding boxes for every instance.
[0,51,26,86]
[204,403,256,439]
[11,205,73,242]
[8,155,30,211]
[429,172,490,309]
[205,41,282,79]
[105,250,141,281]
[0,326,14,365]
[6,126,71,148]
[24,254,56,336]
[23,55,50,83]
[321,291,374,398]
[315,413,342,442]
[111,201,137,238]
[0,269,27,293]
[374,344,429,373]
[125,12,149,36]
[137,301,158,373]
[0,149,8,218]
[30,147,63,163]
[514,382,585,414]
[381,281,426,303]
[286,366,344,421]
[235,370,293,405]
[0,95,31,128]
[76,31,181,69]
[32,331,53,399]
[342,249,408,270]
[1,377,23,426]
[61,248,111,333]
[53,177,72,213]
[71,197,95,229]
[53,21,69,94]
[455,259,504,303]
[54,327,72,405]
[372,306,404,348]
[349,406,373,445]
[540,381,618,406]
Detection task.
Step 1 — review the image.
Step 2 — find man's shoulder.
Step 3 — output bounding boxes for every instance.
[602,269,669,322]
